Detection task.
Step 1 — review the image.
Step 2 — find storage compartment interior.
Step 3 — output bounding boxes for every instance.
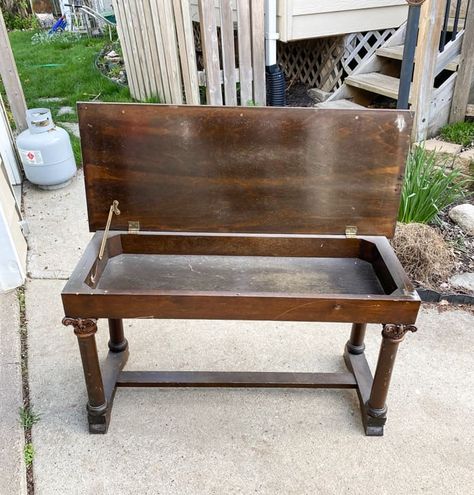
[96,254,385,295]
[86,234,397,296]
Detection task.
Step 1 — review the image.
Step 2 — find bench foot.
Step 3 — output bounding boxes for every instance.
[344,322,416,436]
[87,402,108,434]
[364,424,385,437]
[63,317,129,434]
[363,404,387,436]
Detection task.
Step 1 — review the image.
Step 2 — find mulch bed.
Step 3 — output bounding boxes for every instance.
[286,82,315,107]
[414,195,474,301]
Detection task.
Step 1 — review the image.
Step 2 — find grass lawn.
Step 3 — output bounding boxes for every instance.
[6,30,133,163]
[439,120,474,148]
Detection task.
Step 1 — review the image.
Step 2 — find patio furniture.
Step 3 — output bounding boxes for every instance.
[61,103,420,435]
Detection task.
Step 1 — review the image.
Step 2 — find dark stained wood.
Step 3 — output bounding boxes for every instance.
[63,103,420,436]
[370,235,416,296]
[96,254,385,295]
[100,348,129,434]
[62,317,109,433]
[368,324,417,414]
[108,318,128,353]
[343,347,383,436]
[63,231,420,323]
[347,323,367,354]
[79,103,413,237]
[117,371,357,388]
[62,292,419,324]
[344,348,373,407]
[119,231,366,258]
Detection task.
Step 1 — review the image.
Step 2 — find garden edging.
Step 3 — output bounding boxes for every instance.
[417,287,474,305]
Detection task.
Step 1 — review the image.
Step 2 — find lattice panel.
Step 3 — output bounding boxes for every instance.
[277,37,345,92]
[278,28,397,93]
[342,29,396,75]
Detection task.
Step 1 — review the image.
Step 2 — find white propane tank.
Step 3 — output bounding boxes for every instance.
[16,108,76,189]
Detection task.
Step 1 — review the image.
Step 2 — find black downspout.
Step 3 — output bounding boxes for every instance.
[397,1,424,110]
[266,64,286,106]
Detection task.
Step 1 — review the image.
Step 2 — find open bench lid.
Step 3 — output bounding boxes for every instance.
[79,103,412,238]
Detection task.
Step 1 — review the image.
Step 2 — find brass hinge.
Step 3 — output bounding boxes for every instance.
[345,226,358,238]
[128,221,140,233]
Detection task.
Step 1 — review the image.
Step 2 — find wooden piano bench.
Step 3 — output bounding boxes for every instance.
[62,103,420,435]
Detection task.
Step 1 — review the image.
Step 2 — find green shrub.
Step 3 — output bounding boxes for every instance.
[398,146,467,224]
[439,121,474,148]
[3,12,39,31]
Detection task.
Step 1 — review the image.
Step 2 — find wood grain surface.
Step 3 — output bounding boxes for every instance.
[79,103,412,236]
[96,254,385,294]
[62,231,419,323]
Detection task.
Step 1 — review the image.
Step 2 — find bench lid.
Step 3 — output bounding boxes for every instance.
[79,103,412,237]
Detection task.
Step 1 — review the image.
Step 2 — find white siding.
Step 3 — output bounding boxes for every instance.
[189,1,408,42]
[0,161,27,292]
[278,1,408,41]
[0,101,26,292]
[291,0,407,16]
[0,95,21,185]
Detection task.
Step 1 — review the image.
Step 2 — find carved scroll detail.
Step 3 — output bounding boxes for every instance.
[406,0,425,5]
[382,324,417,340]
[63,317,98,338]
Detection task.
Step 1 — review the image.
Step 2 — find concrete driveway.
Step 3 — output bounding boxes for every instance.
[7,172,473,494]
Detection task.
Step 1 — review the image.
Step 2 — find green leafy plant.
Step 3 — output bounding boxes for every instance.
[108,64,122,78]
[19,407,41,429]
[398,146,467,224]
[23,443,34,467]
[439,121,474,148]
[3,12,39,30]
[31,31,82,46]
[2,0,39,31]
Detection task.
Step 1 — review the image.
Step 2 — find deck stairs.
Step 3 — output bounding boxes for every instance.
[318,21,464,135]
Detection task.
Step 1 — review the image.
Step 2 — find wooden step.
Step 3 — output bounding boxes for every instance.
[316,99,366,110]
[345,73,405,101]
[376,45,459,71]
[376,45,404,61]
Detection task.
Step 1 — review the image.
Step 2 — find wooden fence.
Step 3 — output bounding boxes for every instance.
[0,94,22,185]
[112,0,266,106]
[0,8,27,131]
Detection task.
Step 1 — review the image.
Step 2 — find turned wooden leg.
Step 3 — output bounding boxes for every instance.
[365,323,417,436]
[63,317,108,434]
[108,318,128,353]
[346,323,367,355]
